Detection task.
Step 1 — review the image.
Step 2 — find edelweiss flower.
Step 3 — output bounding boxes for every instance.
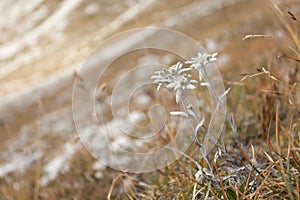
[151,62,197,103]
[185,52,218,81]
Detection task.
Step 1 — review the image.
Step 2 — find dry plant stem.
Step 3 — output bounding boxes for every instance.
[202,67,244,150]
[269,0,300,51]
[164,145,201,170]
[242,34,274,40]
[213,162,226,200]
[251,173,270,199]
[288,11,300,23]
[187,104,208,131]
[107,174,123,200]
[181,94,213,171]
[181,94,202,148]
[230,185,250,200]
[277,108,295,200]
[204,183,211,200]
[192,183,198,200]
[33,157,41,200]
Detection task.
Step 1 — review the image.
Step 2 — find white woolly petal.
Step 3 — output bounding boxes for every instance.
[186,84,196,90]
[185,60,194,64]
[175,84,183,91]
[209,58,217,62]
[212,52,218,57]
[179,68,192,73]
[166,83,176,88]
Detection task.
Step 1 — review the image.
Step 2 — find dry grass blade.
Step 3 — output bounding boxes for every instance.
[229,185,250,200]
[278,54,300,63]
[213,162,226,200]
[251,173,270,199]
[107,174,123,200]
[33,157,41,200]
[242,34,274,41]
[288,11,300,23]
[269,0,300,51]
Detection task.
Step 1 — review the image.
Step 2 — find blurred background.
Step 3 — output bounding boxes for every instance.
[0,0,299,199]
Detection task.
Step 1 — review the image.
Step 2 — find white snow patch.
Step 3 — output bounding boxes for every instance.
[137,54,161,65]
[84,3,100,16]
[135,94,151,106]
[111,137,133,152]
[0,0,83,79]
[40,142,80,186]
[161,0,240,28]
[0,0,45,31]
[94,171,103,179]
[216,54,230,67]
[92,161,106,171]
[96,111,145,139]
[94,0,159,40]
[0,152,41,178]
[129,110,147,124]
[204,39,219,52]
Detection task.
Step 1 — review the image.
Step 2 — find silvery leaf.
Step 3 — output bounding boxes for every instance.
[200,82,209,86]
[157,83,162,91]
[174,83,182,91]
[166,82,176,89]
[175,89,182,104]
[179,68,192,73]
[170,111,189,118]
[219,87,231,100]
[195,117,205,134]
[185,84,196,90]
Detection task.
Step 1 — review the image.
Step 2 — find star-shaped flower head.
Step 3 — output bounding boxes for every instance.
[185,52,218,81]
[151,62,197,103]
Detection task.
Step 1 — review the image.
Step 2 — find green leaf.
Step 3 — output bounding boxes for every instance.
[226,188,237,200]
[239,183,245,193]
